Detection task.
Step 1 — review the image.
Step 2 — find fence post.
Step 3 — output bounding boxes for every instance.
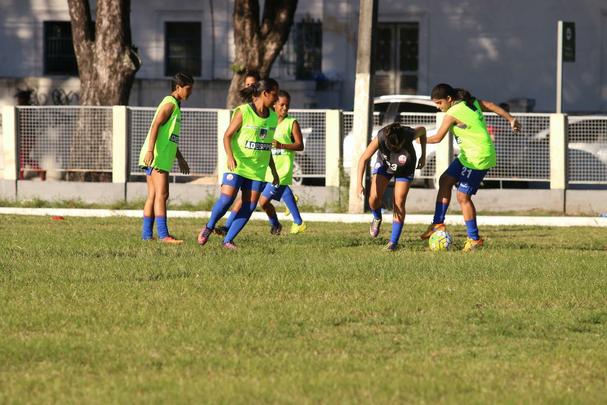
[434,112,452,188]
[325,109,342,188]
[1,106,17,200]
[216,109,231,184]
[112,106,128,185]
[549,113,568,190]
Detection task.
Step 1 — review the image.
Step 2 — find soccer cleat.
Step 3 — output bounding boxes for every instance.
[290,222,307,234]
[369,218,382,238]
[420,223,446,240]
[214,225,229,236]
[384,242,398,251]
[270,223,283,235]
[159,235,184,245]
[463,237,484,252]
[285,195,300,216]
[197,226,213,246]
[223,241,237,250]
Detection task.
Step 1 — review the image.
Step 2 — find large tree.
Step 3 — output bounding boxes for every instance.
[226,0,298,108]
[67,0,141,105]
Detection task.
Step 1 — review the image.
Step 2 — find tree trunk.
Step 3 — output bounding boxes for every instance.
[227,0,297,108]
[67,0,140,181]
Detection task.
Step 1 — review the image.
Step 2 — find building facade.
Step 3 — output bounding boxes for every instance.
[0,0,606,112]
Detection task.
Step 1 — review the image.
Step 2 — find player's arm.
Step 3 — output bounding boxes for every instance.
[425,114,456,144]
[273,121,304,151]
[479,99,521,132]
[356,137,379,197]
[268,155,280,185]
[414,126,427,169]
[224,110,243,171]
[176,148,189,175]
[143,103,174,166]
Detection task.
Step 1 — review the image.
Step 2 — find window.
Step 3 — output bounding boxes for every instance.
[44,21,78,75]
[165,22,201,77]
[374,22,419,96]
[278,18,322,80]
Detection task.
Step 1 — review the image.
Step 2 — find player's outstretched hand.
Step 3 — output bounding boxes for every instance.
[417,155,426,170]
[510,118,522,133]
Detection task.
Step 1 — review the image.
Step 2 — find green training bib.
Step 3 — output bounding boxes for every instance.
[265,116,296,185]
[138,96,181,172]
[447,100,496,170]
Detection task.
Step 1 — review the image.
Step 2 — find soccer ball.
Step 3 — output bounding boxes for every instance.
[428,230,452,251]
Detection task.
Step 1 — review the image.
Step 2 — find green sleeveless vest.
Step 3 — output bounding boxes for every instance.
[230,103,278,181]
[447,100,496,170]
[138,96,181,172]
[266,116,296,185]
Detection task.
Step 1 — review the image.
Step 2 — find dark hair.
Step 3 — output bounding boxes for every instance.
[239,78,279,100]
[277,90,291,102]
[173,72,194,89]
[244,70,260,81]
[383,122,407,152]
[455,88,477,111]
[431,83,457,100]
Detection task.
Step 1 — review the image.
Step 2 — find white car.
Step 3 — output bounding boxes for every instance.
[342,95,455,186]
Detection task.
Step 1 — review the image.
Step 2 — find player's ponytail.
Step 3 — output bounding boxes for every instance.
[384,122,405,152]
[455,88,477,111]
[431,83,457,100]
[239,78,279,101]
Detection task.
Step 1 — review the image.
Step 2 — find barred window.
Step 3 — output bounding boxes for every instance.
[165,22,201,77]
[44,21,78,76]
[278,18,322,80]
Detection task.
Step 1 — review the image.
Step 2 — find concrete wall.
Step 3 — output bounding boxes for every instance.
[1,0,606,112]
[3,180,607,215]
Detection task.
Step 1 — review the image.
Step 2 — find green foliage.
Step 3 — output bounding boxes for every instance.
[1,216,606,403]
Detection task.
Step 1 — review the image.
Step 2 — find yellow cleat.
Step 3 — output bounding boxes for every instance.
[420,223,446,240]
[285,194,299,216]
[462,238,484,252]
[290,222,307,234]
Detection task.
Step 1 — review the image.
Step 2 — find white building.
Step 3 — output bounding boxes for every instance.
[0,0,606,112]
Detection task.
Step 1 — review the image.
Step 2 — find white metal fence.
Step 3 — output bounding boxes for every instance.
[3,106,606,186]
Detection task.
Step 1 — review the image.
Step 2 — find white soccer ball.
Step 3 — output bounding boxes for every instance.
[428,230,453,251]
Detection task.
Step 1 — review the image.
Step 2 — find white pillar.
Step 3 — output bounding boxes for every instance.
[112,106,128,184]
[550,113,568,189]
[2,106,17,181]
[325,109,341,188]
[216,109,231,184]
[434,112,453,188]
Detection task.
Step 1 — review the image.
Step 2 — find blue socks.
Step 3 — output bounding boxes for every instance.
[268,213,280,228]
[156,216,169,239]
[283,187,302,225]
[208,193,236,229]
[390,221,404,244]
[224,202,257,243]
[433,202,449,224]
[225,209,237,229]
[371,208,382,220]
[465,218,479,240]
[142,216,154,240]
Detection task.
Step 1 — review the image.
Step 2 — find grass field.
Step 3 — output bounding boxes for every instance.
[1,215,606,403]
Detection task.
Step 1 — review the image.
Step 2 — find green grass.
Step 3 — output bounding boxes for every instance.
[1,216,606,403]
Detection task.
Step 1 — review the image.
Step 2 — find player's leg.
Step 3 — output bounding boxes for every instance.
[152,169,181,243]
[387,178,411,250]
[455,167,487,252]
[283,187,306,234]
[420,160,459,239]
[223,180,264,248]
[142,167,155,240]
[198,173,241,245]
[260,183,283,234]
[368,171,390,237]
[216,196,242,236]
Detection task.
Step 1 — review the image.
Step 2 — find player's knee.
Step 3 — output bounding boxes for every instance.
[456,192,471,205]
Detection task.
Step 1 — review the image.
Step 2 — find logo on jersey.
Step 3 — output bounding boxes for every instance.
[398,155,407,165]
[245,141,272,151]
[169,133,179,144]
[259,128,268,139]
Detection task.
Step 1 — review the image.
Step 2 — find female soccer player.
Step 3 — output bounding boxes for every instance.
[357,122,427,251]
[420,83,521,252]
[197,79,280,249]
[258,90,306,235]
[138,72,193,244]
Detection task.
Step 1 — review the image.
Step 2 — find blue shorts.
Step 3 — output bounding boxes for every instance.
[261,183,287,201]
[372,161,414,183]
[143,167,153,176]
[444,159,488,195]
[221,172,265,193]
